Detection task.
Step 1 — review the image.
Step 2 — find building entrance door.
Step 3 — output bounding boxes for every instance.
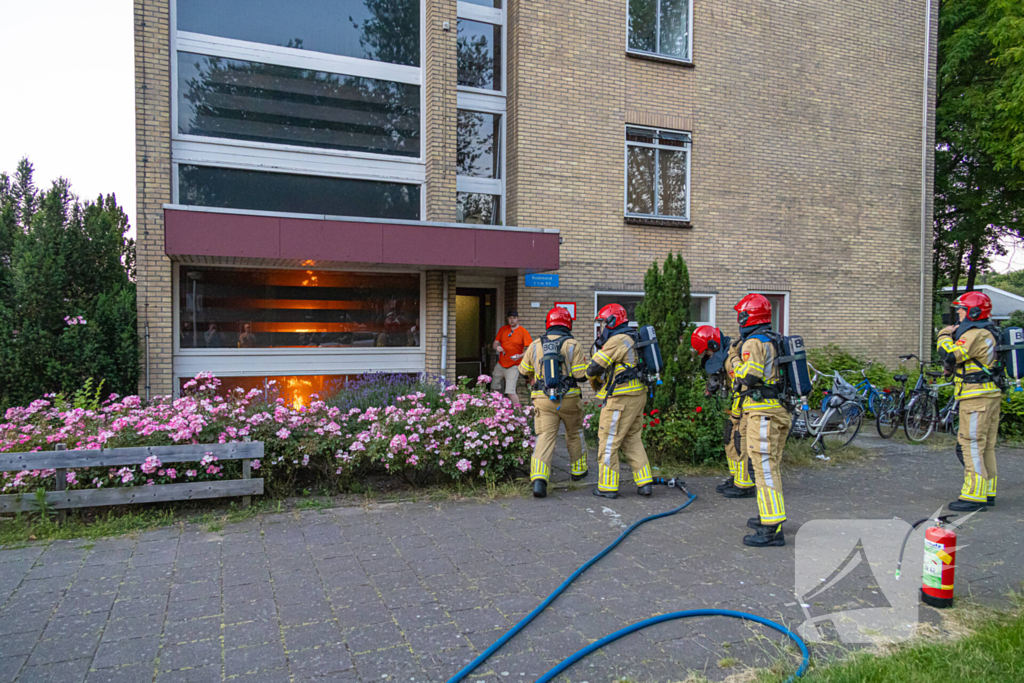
[455,288,498,383]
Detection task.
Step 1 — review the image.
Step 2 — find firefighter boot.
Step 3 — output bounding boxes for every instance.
[637,483,652,496]
[572,470,589,481]
[592,487,619,500]
[743,522,785,547]
[722,484,756,499]
[715,476,735,494]
[532,480,547,498]
[747,517,761,529]
[948,498,987,512]
[987,496,995,506]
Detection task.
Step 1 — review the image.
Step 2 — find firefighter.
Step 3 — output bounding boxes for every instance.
[586,304,654,498]
[691,326,756,497]
[519,307,591,498]
[937,291,1001,512]
[731,294,791,547]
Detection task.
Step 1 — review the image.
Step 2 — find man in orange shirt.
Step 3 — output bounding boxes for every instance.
[491,310,531,404]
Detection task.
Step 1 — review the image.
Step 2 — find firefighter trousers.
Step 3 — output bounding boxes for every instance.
[596,392,653,491]
[957,395,1000,502]
[530,395,588,482]
[724,413,753,487]
[745,407,791,525]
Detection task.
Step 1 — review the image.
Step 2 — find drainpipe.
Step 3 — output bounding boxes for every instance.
[144,301,151,402]
[919,0,933,358]
[441,273,449,374]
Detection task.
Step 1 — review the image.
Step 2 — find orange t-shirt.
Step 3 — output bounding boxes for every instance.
[496,325,532,368]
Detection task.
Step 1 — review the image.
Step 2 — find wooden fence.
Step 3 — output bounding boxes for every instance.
[0,441,264,514]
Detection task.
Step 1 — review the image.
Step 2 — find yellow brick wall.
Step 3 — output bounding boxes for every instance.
[504,0,937,363]
[134,0,174,397]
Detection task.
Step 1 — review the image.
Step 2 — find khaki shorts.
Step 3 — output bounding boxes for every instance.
[491,364,520,394]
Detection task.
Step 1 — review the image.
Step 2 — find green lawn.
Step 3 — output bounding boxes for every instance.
[761,608,1024,683]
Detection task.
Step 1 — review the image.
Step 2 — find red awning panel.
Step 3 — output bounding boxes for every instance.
[163,207,559,273]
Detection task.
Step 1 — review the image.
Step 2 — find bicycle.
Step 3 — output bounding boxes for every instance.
[875,354,944,442]
[788,362,864,453]
[823,362,884,414]
[936,385,958,435]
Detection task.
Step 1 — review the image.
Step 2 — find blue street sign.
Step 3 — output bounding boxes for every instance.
[525,273,559,288]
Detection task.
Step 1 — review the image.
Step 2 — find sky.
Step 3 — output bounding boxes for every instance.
[0,1,136,234]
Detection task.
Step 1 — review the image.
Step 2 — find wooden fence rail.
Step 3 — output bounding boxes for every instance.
[0,441,264,514]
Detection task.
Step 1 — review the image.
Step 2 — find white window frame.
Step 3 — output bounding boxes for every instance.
[456,2,506,224]
[625,0,694,64]
[624,125,691,221]
[593,290,716,329]
[170,0,427,204]
[751,290,790,335]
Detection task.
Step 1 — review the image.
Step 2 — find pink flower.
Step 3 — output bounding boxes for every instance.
[165,468,177,479]
[251,459,260,470]
[276,428,291,440]
[477,374,492,384]
[186,469,197,477]
[456,459,472,473]
[141,455,161,474]
[65,471,77,485]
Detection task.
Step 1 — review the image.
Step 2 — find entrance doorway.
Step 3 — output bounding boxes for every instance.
[455,287,498,382]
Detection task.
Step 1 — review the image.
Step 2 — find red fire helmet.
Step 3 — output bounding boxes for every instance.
[595,303,629,329]
[546,306,573,330]
[734,293,772,328]
[691,325,723,355]
[952,291,992,321]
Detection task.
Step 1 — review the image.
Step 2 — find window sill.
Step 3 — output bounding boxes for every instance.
[626,51,694,68]
[624,215,691,228]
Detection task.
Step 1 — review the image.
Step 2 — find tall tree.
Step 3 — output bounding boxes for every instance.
[934,0,1024,298]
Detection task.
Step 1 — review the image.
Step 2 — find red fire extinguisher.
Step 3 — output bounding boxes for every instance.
[921,523,957,608]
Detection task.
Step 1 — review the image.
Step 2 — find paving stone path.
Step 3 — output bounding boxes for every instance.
[1,434,1022,683]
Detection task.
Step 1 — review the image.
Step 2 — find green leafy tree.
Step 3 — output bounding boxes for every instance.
[635,253,699,412]
[934,0,1024,298]
[0,158,137,409]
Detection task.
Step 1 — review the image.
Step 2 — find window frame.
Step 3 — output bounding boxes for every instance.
[456,2,506,224]
[170,0,427,204]
[625,0,694,64]
[624,125,692,222]
[594,291,716,329]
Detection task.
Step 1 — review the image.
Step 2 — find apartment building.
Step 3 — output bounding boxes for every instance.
[135,0,937,404]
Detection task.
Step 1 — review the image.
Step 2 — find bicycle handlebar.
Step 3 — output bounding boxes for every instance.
[899,354,918,361]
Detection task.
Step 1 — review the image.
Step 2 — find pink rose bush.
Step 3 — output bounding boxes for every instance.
[1,372,535,496]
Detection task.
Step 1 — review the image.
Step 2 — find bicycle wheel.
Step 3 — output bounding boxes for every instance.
[821,401,864,451]
[904,394,937,443]
[875,394,900,438]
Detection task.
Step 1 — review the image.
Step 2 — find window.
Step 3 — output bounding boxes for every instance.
[180,375,354,409]
[690,294,715,326]
[625,126,690,221]
[178,165,420,219]
[178,267,421,350]
[751,292,788,334]
[627,0,691,62]
[176,0,420,66]
[172,0,424,216]
[177,53,420,157]
[456,1,505,224]
[596,292,715,328]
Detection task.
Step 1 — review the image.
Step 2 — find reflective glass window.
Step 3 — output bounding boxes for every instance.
[459,0,501,7]
[178,165,420,219]
[456,193,500,225]
[177,53,420,157]
[176,0,420,67]
[457,110,500,178]
[625,127,689,219]
[628,0,690,61]
[178,267,421,350]
[457,20,501,90]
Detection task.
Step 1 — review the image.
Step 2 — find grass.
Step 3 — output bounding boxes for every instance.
[753,597,1024,683]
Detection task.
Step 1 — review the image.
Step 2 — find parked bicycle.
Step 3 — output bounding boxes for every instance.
[788,362,864,453]
[875,354,945,442]
[822,362,885,414]
[937,386,958,435]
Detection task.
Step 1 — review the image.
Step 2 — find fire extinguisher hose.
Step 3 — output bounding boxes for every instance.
[895,515,958,580]
[445,487,811,683]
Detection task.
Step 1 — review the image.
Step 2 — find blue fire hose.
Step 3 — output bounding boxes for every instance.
[445,483,810,683]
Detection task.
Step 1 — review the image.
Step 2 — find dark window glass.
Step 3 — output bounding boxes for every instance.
[176,0,420,67]
[179,165,420,219]
[457,20,501,90]
[177,53,420,157]
[596,294,644,326]
[625,128,689,218]
[628,0,690,60]
[178,267,421,349]
[626,146,655,215]
[457,110,500,178]
[459,0,501,7]
[456,193,500,225]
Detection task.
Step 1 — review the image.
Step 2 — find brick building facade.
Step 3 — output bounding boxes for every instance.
[135,0,936,402]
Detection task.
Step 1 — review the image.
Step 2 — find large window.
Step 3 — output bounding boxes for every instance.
[178,267,421,350]
[625,126,690,221]
[172,0,424,216]
[595,291,715,330]
[178,165,420,219]
[627,0,692,62]
[456,1,505,224]
[177,0,420,66]
[177,53,420,156]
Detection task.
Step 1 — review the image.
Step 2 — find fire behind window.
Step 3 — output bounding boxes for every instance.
[179,267,421,349]
[180,375,351,410]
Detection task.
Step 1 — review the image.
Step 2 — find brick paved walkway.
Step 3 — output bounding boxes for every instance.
[1,435,1021,683]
